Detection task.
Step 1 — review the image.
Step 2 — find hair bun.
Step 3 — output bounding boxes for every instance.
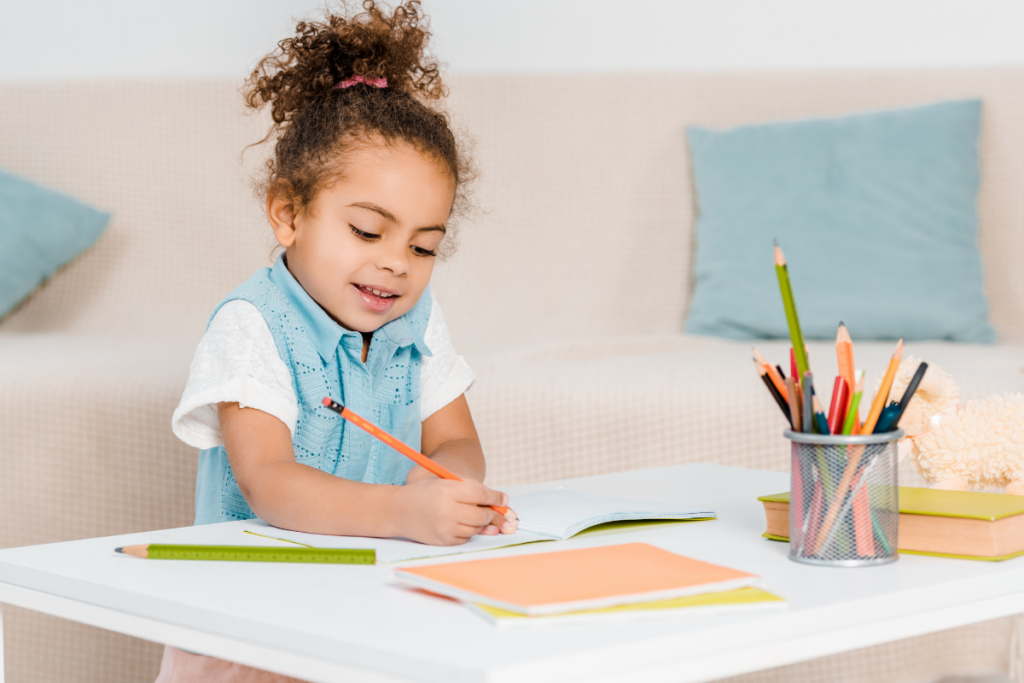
[245,1,444,126]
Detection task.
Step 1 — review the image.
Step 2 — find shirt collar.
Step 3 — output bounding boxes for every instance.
[268,253,431,362]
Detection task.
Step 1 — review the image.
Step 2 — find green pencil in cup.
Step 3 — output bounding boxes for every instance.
[842,371,865,435]
[774,240,810,384]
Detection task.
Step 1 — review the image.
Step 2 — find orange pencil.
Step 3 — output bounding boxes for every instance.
[322,398,509,515]
[835,323,859,432]
[863,339,904,434]
[753,348,788,402]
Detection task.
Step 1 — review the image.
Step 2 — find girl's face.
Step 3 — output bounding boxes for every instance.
[268,141,455,333]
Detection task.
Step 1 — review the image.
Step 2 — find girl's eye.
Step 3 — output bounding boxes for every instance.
[350,224,380,241]
[412,246,437,257]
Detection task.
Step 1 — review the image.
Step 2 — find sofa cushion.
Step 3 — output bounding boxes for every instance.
[684,99,996,344]
[0,168,111,318]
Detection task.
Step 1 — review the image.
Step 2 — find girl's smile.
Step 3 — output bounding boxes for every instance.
[353,282,400,313]
[266,138,456,334]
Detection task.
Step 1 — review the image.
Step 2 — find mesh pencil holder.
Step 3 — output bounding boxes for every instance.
[785,429,903,567]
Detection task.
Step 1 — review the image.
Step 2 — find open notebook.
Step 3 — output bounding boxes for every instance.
[239,488,714,563]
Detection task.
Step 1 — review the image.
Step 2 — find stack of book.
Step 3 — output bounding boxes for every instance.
[394,542,785,628]
[758,487,1024,560]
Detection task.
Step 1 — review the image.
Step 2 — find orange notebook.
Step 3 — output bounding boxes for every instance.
[393,543,760,616]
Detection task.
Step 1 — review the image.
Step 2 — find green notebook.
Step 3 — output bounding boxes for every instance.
[467,586,786,628]
[758,487,1024,521]
[758,487,1024,561]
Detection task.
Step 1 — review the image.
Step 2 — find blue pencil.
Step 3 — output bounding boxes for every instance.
[812,394,831,435]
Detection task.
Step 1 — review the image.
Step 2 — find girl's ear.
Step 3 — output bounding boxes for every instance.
[266,182,299,247]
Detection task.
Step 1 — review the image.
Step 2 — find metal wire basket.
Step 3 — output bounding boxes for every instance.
[785,429,903,567]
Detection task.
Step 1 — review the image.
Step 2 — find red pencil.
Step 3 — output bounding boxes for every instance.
[322,397,509,515]
[826,376,850,435]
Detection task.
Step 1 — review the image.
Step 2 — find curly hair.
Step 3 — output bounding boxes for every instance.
[244,1,472,250]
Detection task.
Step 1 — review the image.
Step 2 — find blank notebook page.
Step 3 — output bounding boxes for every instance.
[512,489,715,540]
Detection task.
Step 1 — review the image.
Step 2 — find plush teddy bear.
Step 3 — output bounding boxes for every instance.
[892,356,1024,493]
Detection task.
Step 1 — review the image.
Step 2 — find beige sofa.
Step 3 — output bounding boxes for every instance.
[3,70,1024,683]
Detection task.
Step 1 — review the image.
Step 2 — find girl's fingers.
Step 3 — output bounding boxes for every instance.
[477,524,500,536]
[453,521,490,540]
[453,481,508,509]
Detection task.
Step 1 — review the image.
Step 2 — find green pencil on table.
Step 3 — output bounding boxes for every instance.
[116,544,376,564]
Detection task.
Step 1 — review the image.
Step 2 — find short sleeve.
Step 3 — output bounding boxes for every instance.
[419,289,476,420]
[171,300,298,449]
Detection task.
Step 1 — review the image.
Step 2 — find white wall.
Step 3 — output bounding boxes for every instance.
[1,0,1023,80]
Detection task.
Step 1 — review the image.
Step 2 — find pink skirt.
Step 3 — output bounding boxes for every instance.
[155,645,309,683]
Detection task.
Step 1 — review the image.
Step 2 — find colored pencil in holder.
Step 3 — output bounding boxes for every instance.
[841,372,865,436]
[754,348,788,402]
[774,241,811,383]
[863,339,904,433]
[836,323,859,433]
[874,362,928,433]
[812,395,831,436]
[802,371,815,434]
[757,361,792,427]
[785,377,802,433]
[826,376,849,435]
[851,470,875,556]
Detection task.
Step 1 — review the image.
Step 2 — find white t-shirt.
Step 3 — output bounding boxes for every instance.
[171,289,474,449]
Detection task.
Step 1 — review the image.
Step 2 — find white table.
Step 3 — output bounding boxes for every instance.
[1,463,1023,683]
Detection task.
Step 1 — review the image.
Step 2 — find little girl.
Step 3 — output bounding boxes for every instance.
[163,2,514,679]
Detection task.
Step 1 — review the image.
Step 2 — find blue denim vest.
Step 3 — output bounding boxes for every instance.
[194,254,432,525]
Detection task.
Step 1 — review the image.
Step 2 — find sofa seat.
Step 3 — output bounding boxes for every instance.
[467,335,1024,489]
[0,333,198,547]
[0,332,199,682]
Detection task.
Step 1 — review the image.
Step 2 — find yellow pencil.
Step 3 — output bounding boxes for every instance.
[863,339,904,434]
[774,241,810,383]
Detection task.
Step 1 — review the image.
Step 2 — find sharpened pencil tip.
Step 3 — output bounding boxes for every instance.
[773,238,778,247]
[773,241,786,266]
[115,547,123,553]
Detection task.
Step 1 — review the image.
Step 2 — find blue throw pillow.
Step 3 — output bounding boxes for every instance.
[684,100,996,343]
[0,168,111,318]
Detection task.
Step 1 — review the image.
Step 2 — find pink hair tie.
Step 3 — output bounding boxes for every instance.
[335,75,388,89]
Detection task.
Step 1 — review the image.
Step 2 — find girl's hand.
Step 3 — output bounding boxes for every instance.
[404,465,519,537]
[481,506,518,537]
[395,477,515,546]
